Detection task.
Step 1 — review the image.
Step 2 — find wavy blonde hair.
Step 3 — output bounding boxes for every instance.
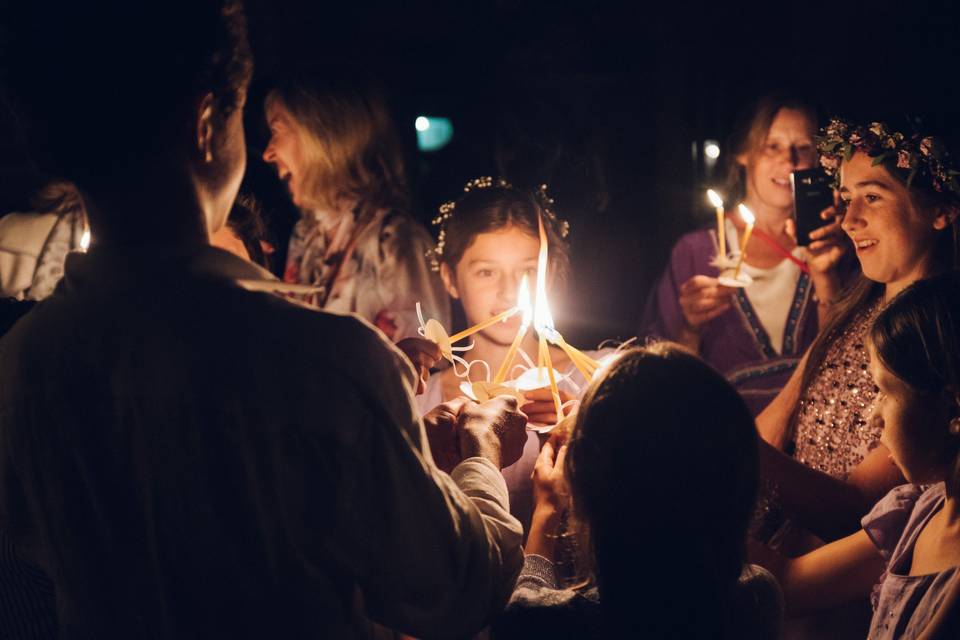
[265,71,408,217]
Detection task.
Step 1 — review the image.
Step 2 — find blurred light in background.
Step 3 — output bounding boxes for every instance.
[704,141,720,159]
[415,116,454,152]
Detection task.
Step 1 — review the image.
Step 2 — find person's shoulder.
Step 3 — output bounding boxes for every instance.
[666,227,716,263]
[733,564,784,640]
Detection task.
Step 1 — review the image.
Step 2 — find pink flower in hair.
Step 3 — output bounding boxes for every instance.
[897,150,911,169]
[820,155,840,171]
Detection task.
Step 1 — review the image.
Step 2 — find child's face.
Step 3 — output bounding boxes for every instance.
[442,225,540,346]
[869,342,953,484]
[840,152,947,290]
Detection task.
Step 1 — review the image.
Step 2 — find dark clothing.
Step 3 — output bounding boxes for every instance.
[0,244,521,639]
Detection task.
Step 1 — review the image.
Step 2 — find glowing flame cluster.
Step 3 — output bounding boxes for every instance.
[533,214,554,333]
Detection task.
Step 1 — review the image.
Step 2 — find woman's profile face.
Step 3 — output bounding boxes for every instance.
[870,342,952,484]
[741,107,817,212]
[442,225,540,346]
[840,152,943,289]
[263,101,308,208]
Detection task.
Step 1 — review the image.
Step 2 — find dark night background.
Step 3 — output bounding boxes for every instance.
[2,0,959,345]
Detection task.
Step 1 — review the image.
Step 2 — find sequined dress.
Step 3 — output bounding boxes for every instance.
[792,300,882,479]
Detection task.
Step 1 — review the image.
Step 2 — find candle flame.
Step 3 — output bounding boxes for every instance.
[517,274,532,327]
[738,203,755,225]
[533,213,554,331]
[80,229,91,251]
[706,189,723,209]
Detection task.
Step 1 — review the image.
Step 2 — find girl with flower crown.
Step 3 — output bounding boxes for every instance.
[417,179,602,528]
[750,119,960,637]
[261,68,449,341]
[642,95,850,416]
[752,272,960,639]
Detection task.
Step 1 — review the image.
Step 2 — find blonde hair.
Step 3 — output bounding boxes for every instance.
[265,71,408,217]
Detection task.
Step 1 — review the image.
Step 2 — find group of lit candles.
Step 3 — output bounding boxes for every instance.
[707,189,754,282]
[422,213,600,427]
[420,191,769,427]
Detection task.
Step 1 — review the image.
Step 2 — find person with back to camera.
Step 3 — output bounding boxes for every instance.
[642,94,850,416]
[261,68,449,342]
[492,344,783,639]
[0,2,528,638]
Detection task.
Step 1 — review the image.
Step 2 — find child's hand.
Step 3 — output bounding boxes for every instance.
[396,337,442,395]
[532,438,570,514]
[523,388,576,426]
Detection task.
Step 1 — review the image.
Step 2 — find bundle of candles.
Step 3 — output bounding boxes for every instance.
[417,214,602,429]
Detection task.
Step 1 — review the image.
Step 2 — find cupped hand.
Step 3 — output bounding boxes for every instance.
[532,437,570,513]
[396,337,442,395]
[422,397,469,474]
[458,396,529,469]
[523,387,576,427]
[679,275,735,329]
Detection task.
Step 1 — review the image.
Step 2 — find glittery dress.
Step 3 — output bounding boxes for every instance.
[792,301,882,479]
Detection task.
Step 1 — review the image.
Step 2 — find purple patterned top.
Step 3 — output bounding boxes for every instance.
[641,228,818,415]
[863,483,958,639]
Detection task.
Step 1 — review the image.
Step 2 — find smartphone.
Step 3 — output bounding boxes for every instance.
[791,168,834,246]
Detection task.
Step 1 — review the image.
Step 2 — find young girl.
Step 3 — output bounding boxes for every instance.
[494,344,782,639]
[417,178,593,527]
[758,272,960,639]
[262,68,448,340]
[642,95,848,415]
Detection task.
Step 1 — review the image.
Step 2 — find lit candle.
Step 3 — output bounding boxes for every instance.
[448,306,519,344]
[493,275,532,384]
[533,214,563,420]
[707,189,725,257]
[733,204,756,279]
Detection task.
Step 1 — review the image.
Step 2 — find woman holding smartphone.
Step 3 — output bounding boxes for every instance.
[641,94,849,415]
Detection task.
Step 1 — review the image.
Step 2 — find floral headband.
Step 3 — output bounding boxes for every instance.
[427,177,571,271]
[817,118,960,199]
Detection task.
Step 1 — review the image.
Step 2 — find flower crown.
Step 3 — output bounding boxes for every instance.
[427,177,571,272]
[817,118,960,199]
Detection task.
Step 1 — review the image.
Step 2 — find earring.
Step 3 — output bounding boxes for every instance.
[949,417,960,436]
[204,148,213,163]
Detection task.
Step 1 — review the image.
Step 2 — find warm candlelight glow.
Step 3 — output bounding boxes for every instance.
[707,189,725,258]
[734,204,756,279]
[706,189,723,209]
[492,275,532,384]
[533,214,563,419]
[80,229,91,251]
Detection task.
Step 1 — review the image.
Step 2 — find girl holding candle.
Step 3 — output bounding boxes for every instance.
[418,178,602,528]
[262,68,449,341]
[641,94,849,415]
